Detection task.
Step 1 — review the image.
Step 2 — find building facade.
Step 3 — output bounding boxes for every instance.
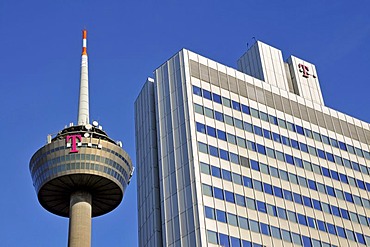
[135,41,370,247]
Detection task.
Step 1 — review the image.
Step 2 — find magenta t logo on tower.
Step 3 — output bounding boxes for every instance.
[298,63,316,79]
[66,134,82,153]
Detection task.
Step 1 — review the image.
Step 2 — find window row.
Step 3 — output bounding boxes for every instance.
[197,121,370,194]
[194,102,370,180]
[206,213,336,247]
[193,85,370,160]
[202,185,369,245]
[206,230,263,247]
[198,139,370,209]
[200,162,370,228]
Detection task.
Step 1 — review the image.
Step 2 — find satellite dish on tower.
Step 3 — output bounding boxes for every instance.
[92,121,99,127]
[85,124,92,130]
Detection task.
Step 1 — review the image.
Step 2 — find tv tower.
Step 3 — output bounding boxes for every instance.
[29,30,133,247]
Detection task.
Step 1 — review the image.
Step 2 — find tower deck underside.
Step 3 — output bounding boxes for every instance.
[30,126,133,217]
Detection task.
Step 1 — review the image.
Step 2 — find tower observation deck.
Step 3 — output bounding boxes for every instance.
[29,30,133,247]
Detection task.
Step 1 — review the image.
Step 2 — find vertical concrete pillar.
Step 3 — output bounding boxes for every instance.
[68,191,92,247]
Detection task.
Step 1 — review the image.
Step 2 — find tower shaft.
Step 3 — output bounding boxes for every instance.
[78,30,89,125]
[68,191,92,247]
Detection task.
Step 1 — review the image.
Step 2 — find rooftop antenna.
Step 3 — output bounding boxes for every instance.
[77,29,89,125]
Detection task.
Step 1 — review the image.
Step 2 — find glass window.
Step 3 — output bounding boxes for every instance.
[359,215,368,226]
[330,138,339,147]
[298,214,307,226]
[256,144,266,155]
[215,111,224,122]
[321,135,330,145]
[225,191,235,203]
[282,230,291,242]
[232,173,242,185]
[222,169,232,181]
[272,132,281,143]
[287,122,295,132]
[273,186,283,198]
[308,180,317,190]
[345,192,354,203]
[250,160,259,171]
[269,115,278,125]
[271,226,281,239]
[289,173,298,184]
[200,162,210,175]
[264,183,273,195]
[296,125,304,135]
[298,176,308,187]
[203,89,212,100]
[243,177,253,188]
[225,115,233,125]
[198,142,208,154]
[304,128,313,138]
[266,147,275,158]
[331,206,340,217]
[219,149,229,161]
[219,233,230,247]
[260,223,270,236]
[239,216,249,230]
[246,198,256,210]
[228,213,238,226]
[247,141,256,152]
[211,166,221,178]
[222,97,231,107]
[235,118,243,129]
[230,237,241,247]
[241,104,250,114]
[299,142,308,153]
[303,196,312,208]
[327,223,336,235]
[214,187,224,200]
[196,122,206,133]
[216,209,227,223]
[257,201,267,213]
[250,108,259,118]
[207,230,218,244]
[249,220,260,233]
[242,240,252,247]
[232,100,241,111]
[307,217,316,228]
[253,126,263,136]
[313,132,321,141]
[282,136,290,146]
[267,204,277,216]
[212,93,221,103]
[206,126,216,137]
[260,112,269,122]
[326,186,336,197]
[356,233,366,244]
[317,183,326,194]
[270,167,279,178]
[278,118,287,128]
[340,208,349,219]
[260,163,269,174]
[193,85,202,96]
[330,170,339,180]
[204,107,214,118]
[237,137,246,148]
[287,210,297,223]
[302,236,311,247]
[244,122,253,132]
[322,202,331,214]
[317,220,326,232]
[279,170,289,181]
[277,207,287,219]
[291,139,299,149]
[283,190,293,201]
[217,130,227,141]
[293,193,302,204]
[291,233,302,245]
[263,129,271,139]
[202,184,212,196]
[276,151,285,162]
[253,180,263,192]
[235,194,246,206]
[209,145,218,157]
[205,206,215,219]
[349,212,359,223]
[312,199,322,211]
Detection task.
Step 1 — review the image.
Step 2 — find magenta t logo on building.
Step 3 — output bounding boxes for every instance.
[66,135,82,153]
[298,63,316,79]
[298,64,309,78]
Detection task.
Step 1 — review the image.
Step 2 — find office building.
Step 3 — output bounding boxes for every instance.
[135,41,370,247]
[29,30,133,247]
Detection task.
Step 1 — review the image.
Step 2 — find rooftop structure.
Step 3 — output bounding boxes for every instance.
[30,30,133,247]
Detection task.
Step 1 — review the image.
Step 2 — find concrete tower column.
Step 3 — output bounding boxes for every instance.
[68,191,92,247]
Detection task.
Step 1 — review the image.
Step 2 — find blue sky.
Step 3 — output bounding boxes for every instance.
[0,1,369,246]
